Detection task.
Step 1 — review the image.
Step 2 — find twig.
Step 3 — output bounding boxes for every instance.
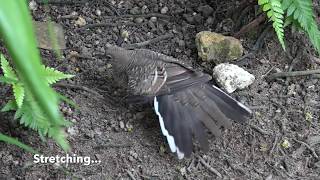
[235,24,272,65]
[124,33,174,49]
[77,22,146,31]
[35,0,90,5]
[59,14,78,20]
[250,124,272,136]
[293,139,319,159]
[197,155,222,178]
[234,14,266,38]
[269,135,279,156]
[109,13,171,19]
[94,143,133,149]
[54,83,102,97]
[126,170,137,180]
[267,69,320,80]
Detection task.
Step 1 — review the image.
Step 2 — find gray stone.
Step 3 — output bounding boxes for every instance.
[130,7,140,15]
[160,6,169,14]
[196,31,244,63]
[213,63,255,93]
[198,5,213,18]
[134,17,144,24]
[33,21,66,50]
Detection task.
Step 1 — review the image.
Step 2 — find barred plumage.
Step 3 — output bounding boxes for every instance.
[106,44,252,159]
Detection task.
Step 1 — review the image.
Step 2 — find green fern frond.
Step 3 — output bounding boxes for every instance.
[0,57,72,141]
[41,66,74,85]
[17,90,52,137]
[258,0,286,50]
[0,133,37,153]
[12,83,25,108]
[282,0,320,54]
[0,54,18,81]
[1,100,17,112]
[0,76,18,84]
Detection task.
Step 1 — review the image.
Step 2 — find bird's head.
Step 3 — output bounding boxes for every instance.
[105,44,131,67]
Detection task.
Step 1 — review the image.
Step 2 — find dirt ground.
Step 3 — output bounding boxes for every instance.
[1,0,320,179]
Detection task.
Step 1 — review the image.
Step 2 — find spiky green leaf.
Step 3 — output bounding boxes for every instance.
[0,133,37,153]
[12,83,25,108]
[0,54,18,81]
[259,0,286,50]
[0,76,18,84]
[42,66,74,85]
[1,100,17,112]
[282,0,320,55]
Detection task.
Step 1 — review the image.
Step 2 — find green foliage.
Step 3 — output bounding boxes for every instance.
[0,1,70,151]
[258,0,285,49]
[0,133,37,153]
[0,54,73,142]
[258,0,320,55]
[282,0,320,53]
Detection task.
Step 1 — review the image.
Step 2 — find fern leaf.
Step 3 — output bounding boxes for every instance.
[282,0,320,54]
[42,66,74,85]
[0,54,18,81]
[1,100,17,112]
[12,83,25,108]
[0,76,18,84]
[259,0,286,50]
[0,133,37,153]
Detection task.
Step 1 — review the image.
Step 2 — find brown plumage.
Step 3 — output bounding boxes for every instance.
[106,44,252,159]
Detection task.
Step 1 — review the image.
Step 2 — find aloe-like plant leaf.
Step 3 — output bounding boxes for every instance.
[0,133,37,153]
[0,0,69,150]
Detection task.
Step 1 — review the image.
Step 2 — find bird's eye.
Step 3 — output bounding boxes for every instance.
[106,54,113,61]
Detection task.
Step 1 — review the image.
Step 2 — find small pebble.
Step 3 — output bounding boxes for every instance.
[150,16,157,22]
[119,121,125,129]
[128,156,135,162]
[178,40,185,47]
[29,0,38,11]
[141,5,148,13]
[134,17,144,24]
[130,6,140,15]
[160,6,169,14]
[121,30,129,41]
[75,16,86,26]
[67,126,79,136]
[95,9,102,16]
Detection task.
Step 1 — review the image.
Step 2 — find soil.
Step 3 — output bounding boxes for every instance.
[1,0,320,179]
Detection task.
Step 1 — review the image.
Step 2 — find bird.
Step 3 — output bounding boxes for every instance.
[106,44,252,159]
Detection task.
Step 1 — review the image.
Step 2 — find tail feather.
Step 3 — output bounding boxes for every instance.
[201,84,251,123]
[153,83,251,159]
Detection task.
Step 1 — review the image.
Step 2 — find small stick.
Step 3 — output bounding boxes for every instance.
[126,170,137,180]
[269,135,279,156]
[124,33,174,49]
[77,22,146,31]
[109,13,171,19]
[197,155,222,178]
[234,14,266,38]
[54,83,102,97]
[267,69,320,79]
[250,124,272,136]
[293,139,319,159]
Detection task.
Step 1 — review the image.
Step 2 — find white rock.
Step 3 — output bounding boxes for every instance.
[67,126,79,136]
[95,9,102,16]
[160,6,169,14]
[213,63,255,93]
[29,0,38,11]
[75,16,86,26]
